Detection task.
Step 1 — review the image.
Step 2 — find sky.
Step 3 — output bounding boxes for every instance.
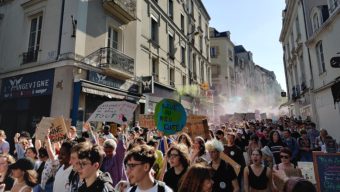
[202,0,287,91]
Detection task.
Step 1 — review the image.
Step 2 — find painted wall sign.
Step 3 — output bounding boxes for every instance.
[1,70,54,99]
[154,99,187,135]
[88,71,139,94]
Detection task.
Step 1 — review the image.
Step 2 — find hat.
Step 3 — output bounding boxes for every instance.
[9,158,34,171]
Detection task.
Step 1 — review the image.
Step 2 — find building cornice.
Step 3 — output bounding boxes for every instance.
[306,7,340,46]
[279,0,297,42]
[196,0,211,21]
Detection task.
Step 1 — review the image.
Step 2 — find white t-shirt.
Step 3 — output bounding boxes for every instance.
[53,165,73,192]
[127,183,173,192]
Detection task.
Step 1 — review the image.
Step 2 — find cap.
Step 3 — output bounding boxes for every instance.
[9,158,34,171]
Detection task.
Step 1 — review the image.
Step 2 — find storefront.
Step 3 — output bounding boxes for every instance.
[71,71,141,128]
[0,69,54,143]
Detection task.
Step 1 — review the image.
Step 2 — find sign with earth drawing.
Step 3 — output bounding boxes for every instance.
[154,99,187,135]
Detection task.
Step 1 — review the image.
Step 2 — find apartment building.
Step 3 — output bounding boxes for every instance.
[136,0,211,115]
[280,0,340,140]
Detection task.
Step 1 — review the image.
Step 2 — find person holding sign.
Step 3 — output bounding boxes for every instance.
[206,139,239,192]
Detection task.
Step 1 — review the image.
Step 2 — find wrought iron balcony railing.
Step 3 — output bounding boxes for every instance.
[83,47,134,76]
[22,50,38,64]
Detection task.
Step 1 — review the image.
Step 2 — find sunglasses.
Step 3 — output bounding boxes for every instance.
[280,155,289,159]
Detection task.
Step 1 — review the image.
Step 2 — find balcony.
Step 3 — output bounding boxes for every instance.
[102,0,136,24]
[83,47,134,79]
[22,50,38,64]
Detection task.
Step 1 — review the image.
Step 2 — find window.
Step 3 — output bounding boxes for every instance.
[181,46,186,65]
[151,18,158,43]
[210,47,217,58]
[190,0,194,16]
[199,14,202,28]
[228,49,233,61]
[182,75,186,86]
[200,62,204,82]
[312,12,320,32]
[170,68,175,86]
[108,27,118,49]
[299,55,306,84]
[316,41,326,74]
[295,16,301,38]
[168,0,173,19]
[193,54,197,79]
[290,31,295,50]
[168,34,175,58]
[24,14,43,64]
[152,58,159,81]
[180,14,185,32]
[199,36,203,52]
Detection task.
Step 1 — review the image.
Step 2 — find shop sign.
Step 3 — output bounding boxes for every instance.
[88,71,139,94]
[1,70,54,99]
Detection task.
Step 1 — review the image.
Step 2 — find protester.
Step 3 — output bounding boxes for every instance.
[0,131,9,155]
[124,144,173,192]
[33,148,48,192]
[164,144,189,192]
[272,169,316,192]
[146,139,163,179]
[53,141,73,192]
[267,130,286,164]
[206,139,239,192]
[25,147,40,170]
[14,133,30,159]
[0,154,15,191]
[297,130,312,162]
[9,158,37,192]
[78,145,115,191]
[261,146,275,169]
[100,139,126,187]
[190,136,210,164]
[177,133,193,150]
[177,163,213,192]
[247,134,262,165]
[243,149,272,192]
[282,130,299,164]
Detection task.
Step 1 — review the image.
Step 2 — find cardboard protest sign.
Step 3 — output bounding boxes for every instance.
[139,115,156,129]
[186,118,210,140]
[35,117,55,141]
[154,99,187,135]
[297,162,316,184]
[49,116,68,143]
[220,152,241,176]
[87,101,137,124]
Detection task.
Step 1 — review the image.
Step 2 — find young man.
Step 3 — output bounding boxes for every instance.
[68,141,92,192]
[78,144,115,192]
[124,144,173,192]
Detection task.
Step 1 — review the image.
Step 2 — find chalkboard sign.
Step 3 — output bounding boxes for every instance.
[313,152,340,192]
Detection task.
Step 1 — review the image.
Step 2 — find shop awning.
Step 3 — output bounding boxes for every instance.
[81,81,140,100]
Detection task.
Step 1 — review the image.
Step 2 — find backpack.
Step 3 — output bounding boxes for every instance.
[129,180,166,192]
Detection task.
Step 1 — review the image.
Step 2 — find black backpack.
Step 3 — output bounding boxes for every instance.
[129,180,166,192]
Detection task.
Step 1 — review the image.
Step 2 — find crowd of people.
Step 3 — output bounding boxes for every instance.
[0,116,331,192]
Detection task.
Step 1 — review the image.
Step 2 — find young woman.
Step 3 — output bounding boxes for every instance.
[0,154,15,191]
[9,158,37,192]
[267,131,286,164]
[177,163,213,192]
[244,149,272,192]
[25,148,40,170]
[177,133,193,149]
[190,136,210,164]
[247,134,262,165]
[163,144,190,192]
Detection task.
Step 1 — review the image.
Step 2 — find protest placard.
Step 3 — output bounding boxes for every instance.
[154,99,187,135]
[87,101,137,124]
[139,115,156,129]
[49,116,68,143]
[220,152,241,176]
[35,117,55,141]
[297,161,316,184]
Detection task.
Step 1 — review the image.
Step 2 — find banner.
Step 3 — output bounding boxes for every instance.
[186,119,210,140]
[154,99,187,135]
[87,101,137,124]
[139,115,156,129]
